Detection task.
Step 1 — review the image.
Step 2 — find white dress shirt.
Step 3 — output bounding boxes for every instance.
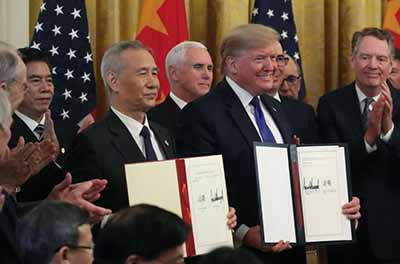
[226,76,284,242]
[169,91,187,110]
[226,76,284,144]
[111,107,165,160]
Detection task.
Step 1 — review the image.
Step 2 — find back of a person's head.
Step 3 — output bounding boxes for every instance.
[19,200,89,264]
[199,247,263,264]
[0,45,20,85]
[0,88,11,130]
[94,204,190,263]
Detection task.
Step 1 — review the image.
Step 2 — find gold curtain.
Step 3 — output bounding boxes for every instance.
[29,0,388,116]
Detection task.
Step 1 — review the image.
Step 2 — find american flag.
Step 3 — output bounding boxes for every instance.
[251,0,306,100]
[30,0,96,124]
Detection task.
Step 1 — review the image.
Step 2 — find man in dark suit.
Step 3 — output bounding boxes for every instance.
[148,41,213,136]
[317,27,400,263]
[177,24,360,264]
[177,24,299,263]
[7,48,77,202]
[268,42,318,144]
[65,41,175,213]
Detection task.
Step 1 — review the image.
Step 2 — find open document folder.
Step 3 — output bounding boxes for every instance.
[253,143,355,246]
[125,155,233,257]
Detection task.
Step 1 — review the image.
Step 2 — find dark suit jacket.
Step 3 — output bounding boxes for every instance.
[148,95,181,137]
[176,78,293,228]
[65,110,176,212]
[8,114,78,202]
[280,96,318,144]
[0,193,23,264]
[317,82,400,260]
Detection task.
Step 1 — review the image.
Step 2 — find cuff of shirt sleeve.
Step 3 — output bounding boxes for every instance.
[380,123,394,143]
[100,214,112,229]
[235,224,250,242]
[364,138,378,154]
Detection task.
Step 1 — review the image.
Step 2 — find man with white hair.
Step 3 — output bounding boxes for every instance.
[148,41,213,135]
[0,41,26,111]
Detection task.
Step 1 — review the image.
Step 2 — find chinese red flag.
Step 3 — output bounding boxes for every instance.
[383,0,400,48]
[136,0,189,103]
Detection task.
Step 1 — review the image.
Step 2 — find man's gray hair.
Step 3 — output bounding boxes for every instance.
[0,41,20,85]
[165,41,207,83]
[100,40,149,94]
[0,89,12,131]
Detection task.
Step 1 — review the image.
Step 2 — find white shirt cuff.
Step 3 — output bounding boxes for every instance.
[100,214,113,229]
[380,123,394,143]
[234,224,250,242]
[364,138,378,154]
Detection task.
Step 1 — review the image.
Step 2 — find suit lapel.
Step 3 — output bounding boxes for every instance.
[0,194,20,258]
[389,83,400,119]
[106,111,146,163]
[165,95,181,112]
[219,80,262,150]
[260,95,293,143]
[150,121,175,159]
[342,84,365,137]
[11,114,39,144]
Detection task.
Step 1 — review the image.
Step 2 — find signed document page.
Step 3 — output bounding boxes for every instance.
[296,145,352,242]
[125,160,183,217]
[185,155,233,254]
[254,145,297,243]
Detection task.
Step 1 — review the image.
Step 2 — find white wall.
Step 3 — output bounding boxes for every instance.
[0,0,29,47]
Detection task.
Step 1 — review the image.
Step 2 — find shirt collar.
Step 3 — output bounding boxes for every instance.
[169,92,187,109]
[14,110,45,132]
[226,76,255,108]
[111,106,151,136]
[273,92,281,102]
[355,83,381,104]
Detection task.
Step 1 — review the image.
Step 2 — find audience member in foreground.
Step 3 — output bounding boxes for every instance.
[94,204,189,264]
[199,247,262,264]
[19,200,94,264]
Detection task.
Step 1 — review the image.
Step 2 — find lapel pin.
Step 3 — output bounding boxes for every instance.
[164,140,169,147]
[61,147,66,154]
[272,107,277,112]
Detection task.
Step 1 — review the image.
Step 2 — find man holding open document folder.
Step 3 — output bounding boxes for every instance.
[177,24,361,264]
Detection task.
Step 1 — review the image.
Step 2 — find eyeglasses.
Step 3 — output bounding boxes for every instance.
[65,244,94,253]
[276,55,289,67]
[250,54,289,67]
[283,75,301,85]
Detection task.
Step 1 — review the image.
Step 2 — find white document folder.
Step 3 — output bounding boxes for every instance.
[253,143,355,246]
[125,155,233,256]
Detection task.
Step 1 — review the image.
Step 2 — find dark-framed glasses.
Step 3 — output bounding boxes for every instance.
[65,244,94,253]
[276,55,289,67]
[283,75,301,85]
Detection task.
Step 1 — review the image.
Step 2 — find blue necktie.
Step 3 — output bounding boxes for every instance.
[361,97,374,132]
[140,126,158,161]
[250,97,276,143]
[34,124,45,141]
